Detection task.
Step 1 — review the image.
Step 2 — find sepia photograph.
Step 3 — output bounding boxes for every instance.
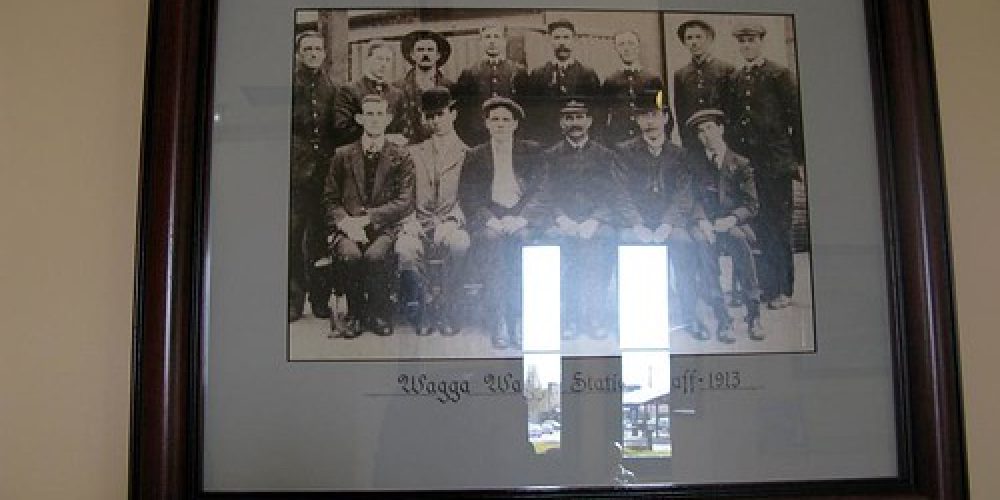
[287,8,814,360]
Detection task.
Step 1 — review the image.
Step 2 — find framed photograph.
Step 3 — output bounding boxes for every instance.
[131,0,966,498]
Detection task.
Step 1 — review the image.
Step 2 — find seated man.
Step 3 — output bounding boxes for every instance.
[614,89,713,339]
[534,97,634,339]
[458,96,545,349]
[323,94,415,337]
[395,87,471,336]
[686,109,764,342]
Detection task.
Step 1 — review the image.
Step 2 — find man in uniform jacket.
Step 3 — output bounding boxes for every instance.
[686,109,764,342]
[534,97,636,339]
[723,22,804,310]
[396,30,455,144]
[458,97,545,349]
[673,19,735,149]
[524,19,601,146]
[334,41,405,145]
[289,30,341,322]
[324,94,415,337]
[601,31,665,146]
[614,90,708,338]
[395,88,471,336]
[453,22,530,147]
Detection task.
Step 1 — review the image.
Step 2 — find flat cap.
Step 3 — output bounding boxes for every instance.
[482,96,525,120]
[732,21,766,37]
[547,18,576,34]
[419,86,455,113]
[685,108,725,129]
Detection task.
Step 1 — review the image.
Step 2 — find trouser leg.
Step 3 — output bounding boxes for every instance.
[756,174,794,301]
[334,238,365,319]
[288,200,307,316]
[363,234,395,320]
[720,228,761,321]
[667,229,701,327]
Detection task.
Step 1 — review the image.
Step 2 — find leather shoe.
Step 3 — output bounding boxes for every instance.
[717,321,736,344]
[748,317,765,341]
[330,314,362,338]
[289,305,303,323]
[369,316,393,336]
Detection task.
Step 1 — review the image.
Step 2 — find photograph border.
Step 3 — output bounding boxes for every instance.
[129,0,967,497]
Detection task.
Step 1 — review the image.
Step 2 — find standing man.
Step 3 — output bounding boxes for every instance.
[453,22,530,147]
[395,87,471,336]
[397,30,454,143]
[601,31,665,146]
[324,94,415,338]
[614,90,709,338]
[289,30,339,322]
[534,98,634,339]
[524,19,601,146]
[459,97,545,349]
[334,41,405,145]
[686,109,763,342]
[724,22,803,310]
[672,19,734,148]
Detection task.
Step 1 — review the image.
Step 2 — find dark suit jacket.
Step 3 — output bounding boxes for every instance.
[396,69,454,144]
[532,138,637,229]
[601,68,664,145]
[688,147,759,224]
[458,139,545,232]
[323,140,415,237]
[524,60,601,145]
[673,56,734,148]
[453,59,530,146]
[333,77,405,145]
[723,59,803,176]
[291,66,340,189]
[614,137,695,229]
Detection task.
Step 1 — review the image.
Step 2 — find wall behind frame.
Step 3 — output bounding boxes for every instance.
[0,0,995,498]
[0,0,146,499]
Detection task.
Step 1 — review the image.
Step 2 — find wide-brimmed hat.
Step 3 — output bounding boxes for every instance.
[401,30,452,67]
[420,87,455,113]
[482,96,525,120]
[676,19,715,41]
[547,18,576,34]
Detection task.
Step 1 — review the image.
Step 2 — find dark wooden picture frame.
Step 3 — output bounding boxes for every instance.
[130,0,967,498]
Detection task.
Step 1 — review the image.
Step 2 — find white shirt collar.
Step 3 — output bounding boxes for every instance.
[743,57,765,70]
[706,144,728,166]
[554,58,576,69]
[566,136,589,150]
[362,135,385,153]
[644,134,666,155]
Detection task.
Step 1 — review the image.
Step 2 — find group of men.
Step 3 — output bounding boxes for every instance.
[289,16,803,347]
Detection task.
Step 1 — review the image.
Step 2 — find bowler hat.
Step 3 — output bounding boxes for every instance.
[732,21,767,37]
[685,109,725,129]
[420,87,455,113]
[401,30,452,66]
[482,96,525,120]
